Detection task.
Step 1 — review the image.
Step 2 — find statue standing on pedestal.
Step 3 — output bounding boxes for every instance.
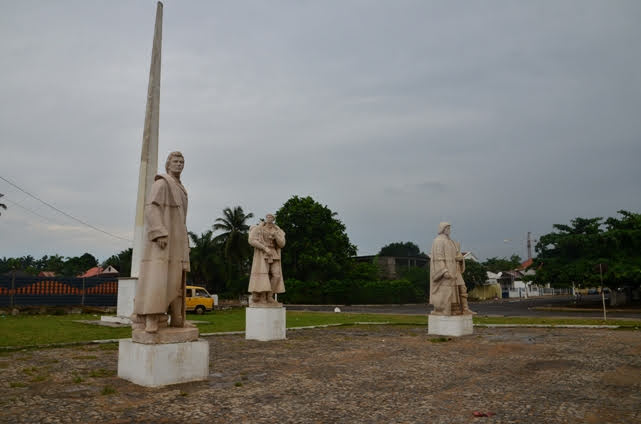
[429,222,476,316]
[132,151,192,333]
[248,214,286,306]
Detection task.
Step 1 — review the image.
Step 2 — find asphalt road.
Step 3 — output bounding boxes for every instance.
[285,295,641,319]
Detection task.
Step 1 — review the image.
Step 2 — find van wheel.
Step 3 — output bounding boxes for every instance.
[195,305,206,315]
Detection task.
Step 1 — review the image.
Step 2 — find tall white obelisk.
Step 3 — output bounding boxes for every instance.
[132,1,163,278]
[103,2,163,324]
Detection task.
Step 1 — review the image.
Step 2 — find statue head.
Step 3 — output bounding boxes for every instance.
[165,151,185,177]
[438,222,451,236]
[265,214,275,225]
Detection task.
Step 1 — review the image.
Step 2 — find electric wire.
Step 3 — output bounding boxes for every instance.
[0,175,132,242]
[1,196,61,225]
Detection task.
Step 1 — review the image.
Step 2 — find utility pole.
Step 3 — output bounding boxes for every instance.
[599,263,607,321]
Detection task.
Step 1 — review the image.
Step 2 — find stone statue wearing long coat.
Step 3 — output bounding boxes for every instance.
[248,214,285,305]
[133,152,191,332]
[429,222,474,315]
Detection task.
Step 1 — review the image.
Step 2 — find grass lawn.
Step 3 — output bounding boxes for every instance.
[0,310,423,348]
[1,310,639,348]
[474,316,641,328]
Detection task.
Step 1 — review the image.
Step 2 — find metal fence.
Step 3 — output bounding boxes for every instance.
[0,275,117,308]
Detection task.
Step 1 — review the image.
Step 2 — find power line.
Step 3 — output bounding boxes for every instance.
[2,195,61,225]
[0,175,132,242]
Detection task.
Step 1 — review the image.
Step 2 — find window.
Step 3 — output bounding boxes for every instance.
[195,289,209,298]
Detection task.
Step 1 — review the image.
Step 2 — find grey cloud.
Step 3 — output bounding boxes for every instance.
[1,0,641,261]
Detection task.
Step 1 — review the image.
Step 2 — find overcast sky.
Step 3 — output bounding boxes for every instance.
[1,0,640,264]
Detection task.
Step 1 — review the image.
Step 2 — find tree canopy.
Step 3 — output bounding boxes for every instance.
[533,210,641,288]
[102,248,132,277]
[213,206,254,283]
[483,255,522,273]
[378,241,425,257]
[275,195,357,282]
[0,253,98,276]
[188,230,227,293]
[463,260,488,289]
[0,193,7,216]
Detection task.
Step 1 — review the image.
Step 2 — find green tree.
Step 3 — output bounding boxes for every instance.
[275,195,357,281]
[400,266,429,301]
[463,260,487,290]
[0,193,7,216]
[0,255,36,274]
[188,230,227,293]
[378,241,425,257]
[483,255,522,273]
[33,254,66,275]
[102,248,132,277]
[213,206,254,281]
[534,211,641,289]
[62,253,99,276]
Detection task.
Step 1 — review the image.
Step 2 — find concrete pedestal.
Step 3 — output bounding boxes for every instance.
[246,307,286,341]
[101,277,137,324]
[118,338,209,387]
[428,314,473,337]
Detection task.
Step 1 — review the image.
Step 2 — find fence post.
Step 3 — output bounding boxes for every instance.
[10,270,15,308]
[81,278,85,306]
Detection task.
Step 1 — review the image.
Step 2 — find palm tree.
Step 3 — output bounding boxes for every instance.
[213,206,254,280]
[188,230,226,292]
[0,193,7,216]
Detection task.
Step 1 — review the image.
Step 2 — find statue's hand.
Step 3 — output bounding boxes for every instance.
[443,270,452,279]
[155,236,168,249]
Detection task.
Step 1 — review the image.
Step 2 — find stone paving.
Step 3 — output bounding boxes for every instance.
[1,326,640,423]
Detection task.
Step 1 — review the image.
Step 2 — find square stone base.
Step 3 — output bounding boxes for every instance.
[100,315,132,325]
[428,314,473,337]
[101,277,137,324]
[132,327,199,344]
[118,339,209,387]
[246,307,286,341]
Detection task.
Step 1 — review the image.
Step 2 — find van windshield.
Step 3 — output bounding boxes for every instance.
[195,289,209,297]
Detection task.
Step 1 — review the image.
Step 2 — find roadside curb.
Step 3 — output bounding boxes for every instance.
[531,306,641,313]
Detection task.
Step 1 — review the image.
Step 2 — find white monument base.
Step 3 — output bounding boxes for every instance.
[428,314,473,337]
[101,277,137,324]
[118,338,209,387]
[245,307,286,341]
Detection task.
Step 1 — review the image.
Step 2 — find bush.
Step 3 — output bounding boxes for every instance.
[281,278,422,305]
[399,267,429,301]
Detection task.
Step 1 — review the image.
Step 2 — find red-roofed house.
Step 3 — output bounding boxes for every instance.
[78,265,119,278]
[518,258,534,271]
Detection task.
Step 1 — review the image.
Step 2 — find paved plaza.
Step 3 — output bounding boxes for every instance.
[1,325,640,423]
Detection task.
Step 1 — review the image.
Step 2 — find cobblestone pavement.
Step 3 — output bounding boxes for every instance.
[1,326,640,424]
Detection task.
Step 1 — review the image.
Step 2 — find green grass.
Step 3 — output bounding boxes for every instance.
[429,337,452,343]
[89,368,116,378]
[1,310,639,348]
[194,309,424,334]
[101,385,116,395]
[9,381,27,388]
[0,314,131,347]
[473,316,641,327]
